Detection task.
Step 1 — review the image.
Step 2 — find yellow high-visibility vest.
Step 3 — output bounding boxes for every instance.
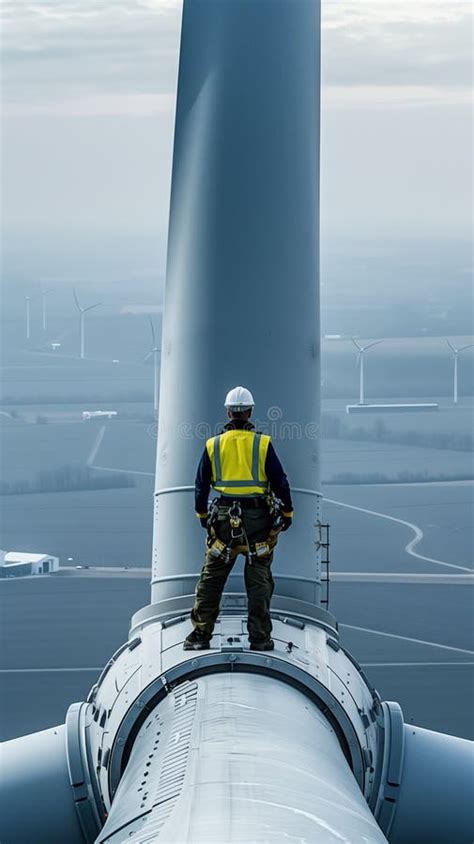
[206,430,271,497]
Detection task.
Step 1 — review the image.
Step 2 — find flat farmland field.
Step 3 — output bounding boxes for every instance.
[0,419,156,484]
[0,480,154,566]
[322,438,473,482]
[324,481,473,572]
[0,420,155,565]
[1,352,153,403]
[95,420,156,474]
[0,422,98,483]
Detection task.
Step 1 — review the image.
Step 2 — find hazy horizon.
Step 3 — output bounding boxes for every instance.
[1,2,472,341]
[2,2,472,262]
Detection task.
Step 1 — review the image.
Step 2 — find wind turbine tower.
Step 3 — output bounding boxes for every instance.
[73,289,101,360]
[446,339,474,405]
[25,296,31,341]
[41,288,52,332]
[1,4,473,843]
[143,316,161,413]
[352,337,383,404]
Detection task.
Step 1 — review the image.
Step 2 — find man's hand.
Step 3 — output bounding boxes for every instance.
[280,513,293,532]
[199,515,208,530]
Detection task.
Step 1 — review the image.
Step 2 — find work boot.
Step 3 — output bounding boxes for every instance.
[183,630,211,651]
[249,638,274,651]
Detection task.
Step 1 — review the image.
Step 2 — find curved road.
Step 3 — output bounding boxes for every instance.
[87,426,472,573]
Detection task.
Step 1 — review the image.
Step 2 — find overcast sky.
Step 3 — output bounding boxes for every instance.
[1,0,472,247]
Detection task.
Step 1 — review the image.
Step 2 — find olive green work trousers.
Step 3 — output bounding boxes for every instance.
[191,504,277,643]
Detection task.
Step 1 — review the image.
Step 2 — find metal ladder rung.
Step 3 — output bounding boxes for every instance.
[317,522,330,608]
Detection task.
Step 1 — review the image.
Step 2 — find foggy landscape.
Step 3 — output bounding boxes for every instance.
[0,3,473,830]
[1,272,473,742]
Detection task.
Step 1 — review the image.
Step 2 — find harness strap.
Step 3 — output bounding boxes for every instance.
[213,435,222,483]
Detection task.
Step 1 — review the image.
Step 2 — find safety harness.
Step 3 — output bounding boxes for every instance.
[206,495,283,564]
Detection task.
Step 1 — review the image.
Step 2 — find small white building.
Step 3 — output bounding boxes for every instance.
[0,550,59,578]
[82,410,118,420]
[346,403,439,414]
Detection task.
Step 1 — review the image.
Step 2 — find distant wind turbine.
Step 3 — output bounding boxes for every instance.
[351,337,383,405]
[41,288,52,332]
[73,289,101,359]
[446,339,474,405]
[25,296,31,341]
[143,317,161,412]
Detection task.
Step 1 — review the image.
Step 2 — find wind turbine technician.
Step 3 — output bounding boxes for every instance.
[184,386,294,652]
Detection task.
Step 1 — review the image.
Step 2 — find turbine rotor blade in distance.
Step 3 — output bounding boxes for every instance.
[364,339,383,351]
[73,288,82,312]
[458,343,474,353]
[351,337,363,352]
[83,302,102,312]
[148,316,156,346]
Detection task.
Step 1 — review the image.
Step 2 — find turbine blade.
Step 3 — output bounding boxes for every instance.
[149,316,156,345]
[73,288,82,312]
[143,351,153,362]
[458,344,474,352]
[351,337,362,351]
[84,302,102,312]
[365,339,383,351]
[446,339,456,353]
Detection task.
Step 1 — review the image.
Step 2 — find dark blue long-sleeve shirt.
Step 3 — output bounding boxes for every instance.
[195,421,293,516]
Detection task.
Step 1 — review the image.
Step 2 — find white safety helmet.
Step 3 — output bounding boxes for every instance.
[224,386,255,411]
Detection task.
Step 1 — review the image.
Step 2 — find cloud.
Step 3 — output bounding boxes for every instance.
[5,92,175,117]
[323,0,470,28]
[1,0,471,116]
[1,1,471,241]
[322,1,473,95]
[323,84,472,110]
[1,0,182,114]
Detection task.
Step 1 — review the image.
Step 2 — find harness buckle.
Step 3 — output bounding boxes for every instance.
[208,537,232,563]
[207,498,219,532]
[228,500,244,537]
[251,541,271,558]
